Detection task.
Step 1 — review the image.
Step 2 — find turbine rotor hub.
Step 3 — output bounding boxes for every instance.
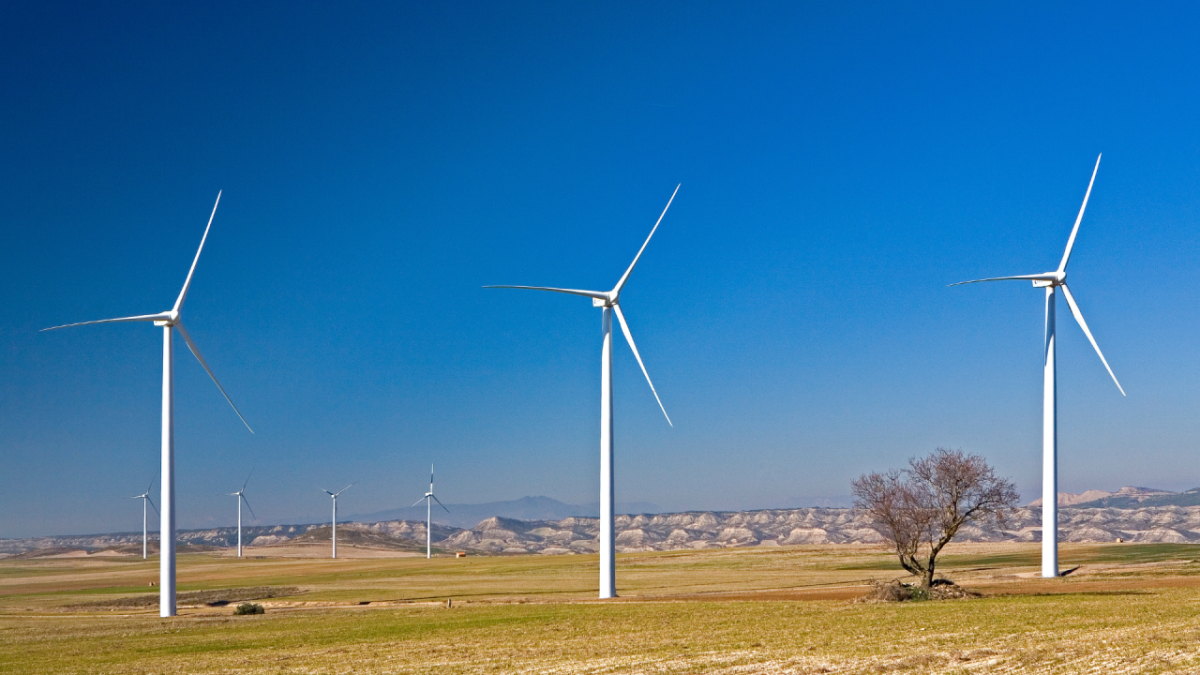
[154,310,181,327]
[1032,271,1066,288]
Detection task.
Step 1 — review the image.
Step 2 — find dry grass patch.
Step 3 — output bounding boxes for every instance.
[3,543,1200,673]
[5,593,1200,673]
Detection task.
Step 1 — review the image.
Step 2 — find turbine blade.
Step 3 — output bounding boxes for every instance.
[175,191,221,312]
[612,303,672,426]
[613,184,680,295]
[41,312,172,332]
[174,322,254,433]
[147,495,159,516]
[482,285,609,301]
[412,497,426,508]
[334,482,356,497]
[1060,284,1125,396]
[241,494,257,521]
[432,494,450,514]
[242,468,254,492]
[947,274,1056,287]
[1058,155,1101,273]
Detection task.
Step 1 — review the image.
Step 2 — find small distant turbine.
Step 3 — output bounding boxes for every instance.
[227,471,256,558]
[321,483,356,559]
[486,185,678,598]
[43,192,253,617]
[129,480,159,560]
[950,154,1124,578]
[411,463,449,559]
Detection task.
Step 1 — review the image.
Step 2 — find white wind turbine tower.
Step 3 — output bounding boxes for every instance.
[129,480,159,560]
[44,192,253,617]
[228,471,256,558]
[411,463,449,559]
[321,483,356,559]
[951,155,1124,578]
[486,185,679,598]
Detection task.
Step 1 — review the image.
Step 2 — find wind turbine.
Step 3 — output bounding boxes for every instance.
[43,192,252,617]
[129,480,159,560]
[485,185,679,598]
[321,483,355,559]
[950,154,1124,578]
[411,463,449,559]
[228,471,256,558]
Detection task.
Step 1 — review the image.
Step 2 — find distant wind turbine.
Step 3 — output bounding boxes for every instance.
[322,483,356,559]
[43,192,253,617]
[228,471,256,558]
[129,480,159,560]
[950,154,1124,578]
[411,463,449,559]
[486,185,679,598]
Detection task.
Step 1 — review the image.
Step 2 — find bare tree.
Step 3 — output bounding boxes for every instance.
[852,448,1019,588]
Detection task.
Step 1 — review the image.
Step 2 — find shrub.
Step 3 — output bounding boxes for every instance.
[234,602,265,615]
[861,579,980,603]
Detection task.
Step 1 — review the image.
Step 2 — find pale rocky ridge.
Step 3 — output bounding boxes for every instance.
[8,499,1200,557]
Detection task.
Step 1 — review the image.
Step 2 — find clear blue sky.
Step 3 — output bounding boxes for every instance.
[3,3,1199,538]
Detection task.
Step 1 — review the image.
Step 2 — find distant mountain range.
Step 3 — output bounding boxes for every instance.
[11,490,1200,557]
[345,495,663,530]
[1028,486,1200,508]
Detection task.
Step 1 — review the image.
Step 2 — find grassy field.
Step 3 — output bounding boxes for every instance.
[3,542,1200,673]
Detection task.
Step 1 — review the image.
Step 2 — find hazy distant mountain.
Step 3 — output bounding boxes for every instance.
[345,495,662,530]
[1074,486,1200,508]
[1027,489,1115,507]
[0,523,321,556]
[1027,486,1200,508]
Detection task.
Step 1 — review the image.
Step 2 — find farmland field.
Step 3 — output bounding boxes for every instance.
[3,542,1200,673]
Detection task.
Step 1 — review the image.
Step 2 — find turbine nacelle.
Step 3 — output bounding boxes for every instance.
[153,310,181,327]
[1030,272,1066,287]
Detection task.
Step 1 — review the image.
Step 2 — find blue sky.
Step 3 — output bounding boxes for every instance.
[3,3,1200,538]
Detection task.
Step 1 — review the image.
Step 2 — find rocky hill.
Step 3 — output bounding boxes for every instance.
[8,501,1200,557]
